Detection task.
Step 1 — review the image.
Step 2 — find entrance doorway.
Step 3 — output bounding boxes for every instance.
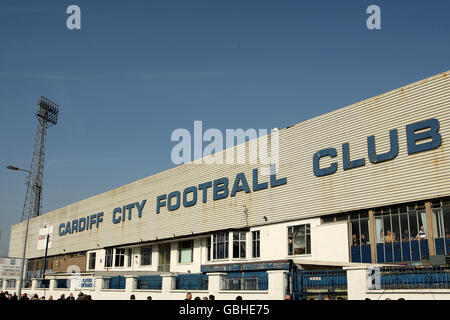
[158,243,171,272]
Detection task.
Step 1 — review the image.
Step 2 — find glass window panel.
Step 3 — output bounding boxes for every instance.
[322,216,334,223]
[408,211,419,240]
[140,246,152,266]
[351,221,360,246]
[240,241,246,258]
[306,234,311,254]
[391,213,400,242]
[360,219,370,244]
[444,207,450,238]
[432,209,444,238]
[375,217,384,243]
[417,211,428,239]
[336,214,348,221]
[383,215,393,243]
[400,213,410,241]
[350,212,359,220]
[178,241,193,263]
[360,211,369,219]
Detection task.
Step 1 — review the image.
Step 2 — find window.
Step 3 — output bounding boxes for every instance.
[431,198,450,255]
[128,249,132,267]
[6,279,16,288]
[88,252,96,270]
[140,246,152,266]
[178,240,194,263]
[105,248,113,268]
[115,248,125,267]
[207,238,211,261]
[252,231,260,258]
[288,224,311,255]
[158,244,171,272]
[213,233,229,260]
[233,232,246,259]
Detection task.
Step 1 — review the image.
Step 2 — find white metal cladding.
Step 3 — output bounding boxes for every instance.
[8,71,450,259]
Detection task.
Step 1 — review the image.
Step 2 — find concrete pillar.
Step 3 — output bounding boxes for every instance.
[125,275,136,293]
[49,278,56,290]
[31,278,38,291]
[95,276,104,292]
[69,275,78,292]
[161,274,176,294]
[267,270,288,300]
[369,209,377,262]
[344,266,368,300]
[206,273,226,296]
[425,201,436,256]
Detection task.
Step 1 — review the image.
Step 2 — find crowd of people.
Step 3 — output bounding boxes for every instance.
[350,225,447,246]
[0,291,93,301]
[2,290,405,301]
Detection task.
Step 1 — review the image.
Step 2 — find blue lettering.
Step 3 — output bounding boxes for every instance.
[135,199,146,218]
[213,178,229,201]
[183,186,197,207]
[231,173,251,197]
[342,142,365,170]
[270,164,287,188]
[198,182,212,203]
[97,212,104,227]
[89,214,97,229]
[59,223,65,236]
[79,217,86,232]
[156,195,166,214]
[65,222,72,235]
[313,148,338,177]
[368,129,399,163]
[125,203,135,220]
[71,220,78,233]
[167,191,181,211]
[406,118,442,154]
[113,207,121,224]
[252,168,268,191]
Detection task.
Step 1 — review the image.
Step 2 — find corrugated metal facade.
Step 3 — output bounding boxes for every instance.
[8,71,450,259]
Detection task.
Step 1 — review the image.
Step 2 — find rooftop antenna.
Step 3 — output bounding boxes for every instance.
[21,96,59,221]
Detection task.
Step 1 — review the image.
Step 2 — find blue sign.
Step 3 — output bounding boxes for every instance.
[156,166,287,214]
[313,118,442,177]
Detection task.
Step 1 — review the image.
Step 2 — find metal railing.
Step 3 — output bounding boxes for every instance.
[294,269,348,299]
[136,275,162,290]
[379,266,450,289]
[222,272,268,291]
[175,274,208,290]
[55,279,71,289]
[103,276,126,290]
[36,279,50,289]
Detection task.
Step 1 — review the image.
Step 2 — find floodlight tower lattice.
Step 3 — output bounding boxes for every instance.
[21,97,59,221]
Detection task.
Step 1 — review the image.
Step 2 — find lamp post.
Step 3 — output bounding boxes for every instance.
[7,164,32,298]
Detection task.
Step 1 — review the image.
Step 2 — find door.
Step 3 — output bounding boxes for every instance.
[158,243,171,272]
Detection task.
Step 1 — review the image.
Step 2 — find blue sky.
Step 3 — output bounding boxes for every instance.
[0,0,449,256]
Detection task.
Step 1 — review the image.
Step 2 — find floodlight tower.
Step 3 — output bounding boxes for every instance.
[21,97,59,221]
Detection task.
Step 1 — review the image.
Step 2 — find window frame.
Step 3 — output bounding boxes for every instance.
[178,240,194,264]
[140,246,152,266]
[287,224,311,256]
[114,248,126,268]
[252,230,261,258]
[88,252,96,270]
[213,232,229,260]
[232,232,247,259]
[105,248,114,268]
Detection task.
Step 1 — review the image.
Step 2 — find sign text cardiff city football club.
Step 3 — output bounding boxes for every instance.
[58,118,441,237]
